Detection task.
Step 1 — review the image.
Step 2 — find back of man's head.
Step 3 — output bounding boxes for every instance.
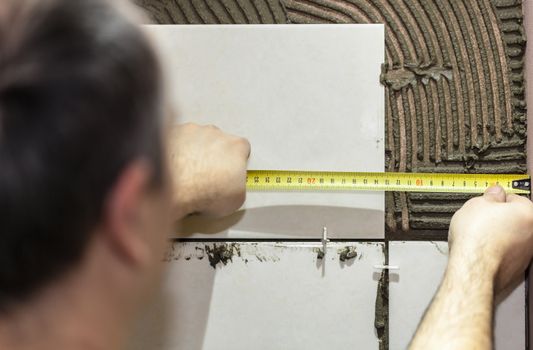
[0,0,163,309]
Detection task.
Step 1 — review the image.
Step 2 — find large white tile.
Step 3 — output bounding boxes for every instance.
[147,25,385,238]
[129,241,385,350]
[389,241,526,350]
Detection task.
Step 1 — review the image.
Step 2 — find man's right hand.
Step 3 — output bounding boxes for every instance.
[448,185,533,294]
[168,123,250,219]
[410,186,533,349]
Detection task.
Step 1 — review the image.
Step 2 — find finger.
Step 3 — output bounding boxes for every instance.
[204,124,220,130]
[240,138,251,159]
[230,136,251,158]
[483,185,506,203]
[179,122,198,129]
[505,193,531,204]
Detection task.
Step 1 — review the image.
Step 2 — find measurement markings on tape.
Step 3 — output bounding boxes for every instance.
[246,171,531,194]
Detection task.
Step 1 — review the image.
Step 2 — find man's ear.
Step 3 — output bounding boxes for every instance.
[103,160,152,266]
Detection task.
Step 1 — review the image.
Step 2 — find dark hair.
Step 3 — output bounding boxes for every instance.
[0,0,164,308]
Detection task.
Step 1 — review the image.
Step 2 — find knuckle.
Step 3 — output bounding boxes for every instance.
[462,196,480,208]
[237,137,251,152]
[522,206,533,218]
[223,192,246,215]
[239,137,250,148]
[229,136,251,153]
[235,191,246,207]
[526,216,533,227]
[450,210,461,224]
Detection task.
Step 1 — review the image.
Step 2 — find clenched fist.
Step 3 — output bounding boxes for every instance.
[168,123,250,218]
[448,185,533,293]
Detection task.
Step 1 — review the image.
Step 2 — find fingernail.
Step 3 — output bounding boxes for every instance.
[486,185,502,194]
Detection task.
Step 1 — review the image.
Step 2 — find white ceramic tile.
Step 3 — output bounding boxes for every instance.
[389,241,526,350]
[129,242,385,350]
[147,25,385,238]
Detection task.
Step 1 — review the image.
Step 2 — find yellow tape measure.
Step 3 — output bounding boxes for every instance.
[246,170,531,194]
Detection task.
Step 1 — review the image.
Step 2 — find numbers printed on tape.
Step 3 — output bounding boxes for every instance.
[246,170,531,194]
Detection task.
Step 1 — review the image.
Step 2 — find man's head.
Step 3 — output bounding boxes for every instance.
[0,0,171,313]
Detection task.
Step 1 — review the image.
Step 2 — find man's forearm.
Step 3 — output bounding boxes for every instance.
[410,251,496,350]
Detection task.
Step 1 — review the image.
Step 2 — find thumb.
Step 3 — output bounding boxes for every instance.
[483,185,506,203]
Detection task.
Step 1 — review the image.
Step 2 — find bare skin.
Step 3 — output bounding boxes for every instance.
[0,124,250,350]
[410,185,533,349]
[168,123,251,218]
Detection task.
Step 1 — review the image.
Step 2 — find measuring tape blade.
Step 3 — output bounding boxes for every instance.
[246,170,531,194]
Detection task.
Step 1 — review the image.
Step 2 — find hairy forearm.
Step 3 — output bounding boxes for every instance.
[410,251,496,350]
